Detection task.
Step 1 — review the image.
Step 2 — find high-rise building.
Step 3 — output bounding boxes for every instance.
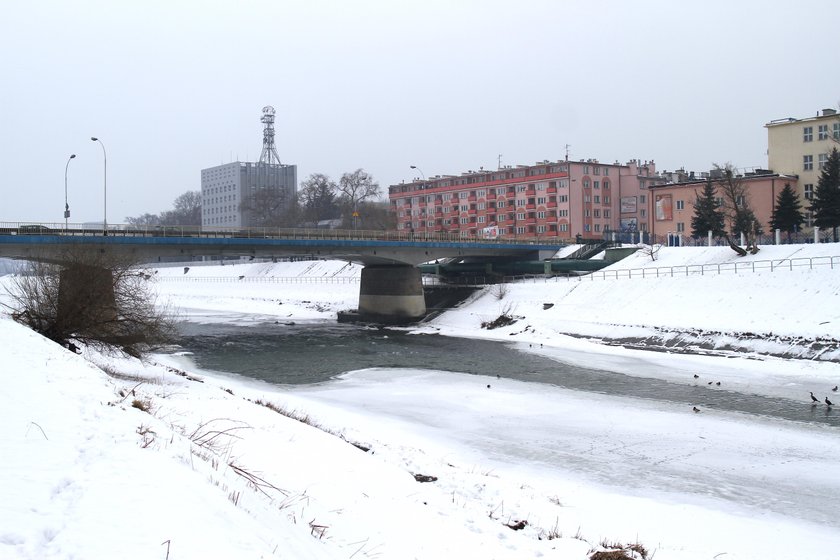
[201,106,297,228]
[389,158,661,239]
[766,108,840,224]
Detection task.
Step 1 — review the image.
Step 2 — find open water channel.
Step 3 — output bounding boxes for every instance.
[172,322,839,429]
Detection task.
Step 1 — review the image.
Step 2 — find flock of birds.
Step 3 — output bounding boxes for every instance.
[690,375,839,413]
[810,387,837,407]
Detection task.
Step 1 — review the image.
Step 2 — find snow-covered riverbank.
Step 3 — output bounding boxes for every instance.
[2,244,839,560]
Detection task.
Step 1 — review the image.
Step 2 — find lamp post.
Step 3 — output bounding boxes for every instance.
[91,137,107,234]
[64,154,76,231]
[410,165,425,180]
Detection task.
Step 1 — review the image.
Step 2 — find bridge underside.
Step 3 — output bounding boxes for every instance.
[1,234,567,324]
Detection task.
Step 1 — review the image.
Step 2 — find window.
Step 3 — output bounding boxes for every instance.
[819,125,830,140]
[477,202,486,210]
[676,222,685,232]
[835,122,840,140]
[515,199,525,207]
[594,224,601,232]
[584,224,591,232]
[583,165,590,174]
[804,183,814,200]
[495,187,506,195]
[537,211,546,219]
[736,195,745,208]
[559,179,569,188]
[604,209,611,218]
[559,223,569,232]
[639,195,646,203]
[537,197,547,204]
[517,212,526,221]
[819,153,828,169]
[537,225,546,233]
[583,179,590,189]
[460,217,469,224]
[497,200,506,208]
[640,209,646,217]
[804,126,813,142]
[478,216,486,223]
[517,185,527,193]
[594,209,600,218]
[558,195,569,203]
[603,196,610,204]
[594,166,601,176]
[558,209,569,217]
[594,181,600,189]
[676,200,685,210]
[516,226,526,234]
[603,180,610,189]
[460,204,468,212]
[585,209,591,217]
[804,155,813,171]
[594,195,600,203]
[459,192,468,199]
[497,214,506,222]
[584,195,591,202]
[477,189,487,197]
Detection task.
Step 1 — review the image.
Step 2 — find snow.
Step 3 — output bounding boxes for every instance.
[1,244,840,560]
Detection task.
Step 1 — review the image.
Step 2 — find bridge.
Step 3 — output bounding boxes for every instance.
[0,222,566,323]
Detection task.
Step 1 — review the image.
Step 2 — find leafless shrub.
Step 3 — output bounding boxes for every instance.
[590,540,650,560]
[638,244,662,262]
[491,282,509,300]
[481,303,520,329]
[131,398,151,413]
[3,248,177,358]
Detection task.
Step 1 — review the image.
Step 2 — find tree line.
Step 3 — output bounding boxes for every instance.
[126,168,395,231]
[691,148,840,255]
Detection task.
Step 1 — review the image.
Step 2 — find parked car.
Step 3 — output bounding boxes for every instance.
[18,224,53,234]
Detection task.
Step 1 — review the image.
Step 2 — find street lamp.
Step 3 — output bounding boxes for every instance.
[91,137,107,234]
[64,154,76,231]
[410,165,425,180]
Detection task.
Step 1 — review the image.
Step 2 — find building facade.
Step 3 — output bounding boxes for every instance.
[647,172,798,241]
[388,158,661,240]
[766,108,840,223]
[201,161,297,228]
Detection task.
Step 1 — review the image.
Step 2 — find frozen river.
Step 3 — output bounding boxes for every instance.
[172,323,840,532]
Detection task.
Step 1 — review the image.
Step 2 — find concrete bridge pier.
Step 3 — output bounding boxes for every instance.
[357,265,426,324]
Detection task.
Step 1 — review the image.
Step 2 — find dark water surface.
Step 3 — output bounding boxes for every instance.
[172,322,839,429]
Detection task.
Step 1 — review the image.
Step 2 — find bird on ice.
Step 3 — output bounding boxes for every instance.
[826,397,834,407]
[810,391,820,404]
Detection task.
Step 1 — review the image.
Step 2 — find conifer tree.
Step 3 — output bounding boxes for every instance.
[810,148,840,241]
[769,183,805,242]
[690,180,726,238]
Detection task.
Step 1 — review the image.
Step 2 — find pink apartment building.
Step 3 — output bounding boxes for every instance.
[388,158,662,240]
[646,172,799,240]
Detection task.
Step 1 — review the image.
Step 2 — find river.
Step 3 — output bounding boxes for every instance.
[172,322,839,429]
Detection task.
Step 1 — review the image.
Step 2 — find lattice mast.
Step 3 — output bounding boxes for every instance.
[259,105,282,165]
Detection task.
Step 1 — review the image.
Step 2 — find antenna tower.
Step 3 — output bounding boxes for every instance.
[259,105,282,165]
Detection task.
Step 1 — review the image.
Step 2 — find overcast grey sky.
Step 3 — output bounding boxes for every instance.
[2,0,838,224]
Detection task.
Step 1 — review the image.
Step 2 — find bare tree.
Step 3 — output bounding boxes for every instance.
[161,190,202,225]
[638,243,662,261]
[3,249,177,358]
[299,173,339,224]
[714,164,760,256]
[240,187,288,227]
[337,169,380,226]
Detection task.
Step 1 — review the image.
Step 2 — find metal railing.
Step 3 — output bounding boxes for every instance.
[0,221,568,247]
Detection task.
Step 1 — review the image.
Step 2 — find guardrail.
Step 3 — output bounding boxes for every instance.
[0,221,567,247]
